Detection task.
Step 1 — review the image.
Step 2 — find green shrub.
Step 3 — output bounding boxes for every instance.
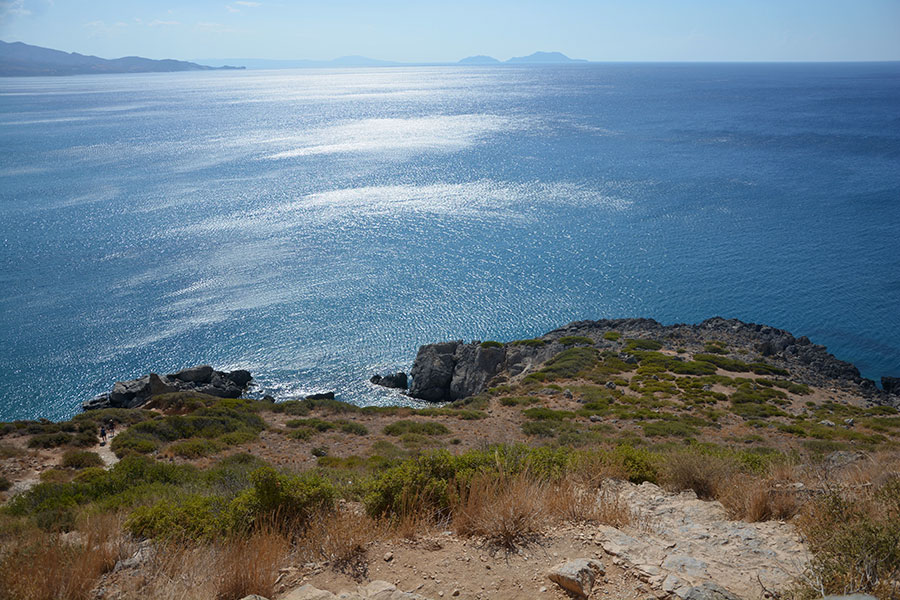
[536,347,599,380]
[510,338,546,348]
[641,420,698,438]
[499,396,538,407]
[383,420,450,437]
[521,421,558,437]
[624,338,663,351]
[60,450,104,469]
[603,331,621,341]
[168,438,224,458]
[480,341,504,349]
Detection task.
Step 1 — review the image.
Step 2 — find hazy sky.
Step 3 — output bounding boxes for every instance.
[1,0,899,62]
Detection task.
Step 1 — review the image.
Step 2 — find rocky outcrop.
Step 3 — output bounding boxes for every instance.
[82,365,252,411]
[407,317,891,404]
[370,372,409,389]
[409,341,510,402]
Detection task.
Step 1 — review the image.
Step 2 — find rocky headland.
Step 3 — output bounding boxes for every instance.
[1,316,898,600]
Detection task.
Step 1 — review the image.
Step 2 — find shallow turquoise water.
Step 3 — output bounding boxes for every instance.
[1,63,899,420]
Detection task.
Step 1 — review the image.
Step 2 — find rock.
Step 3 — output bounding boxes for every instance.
[384,551,394,562]
[262,395,275,402]
[239,596,269,600]
[821,595,878,600]
[371,372,409,389]
[306,392,335,401]
[83,365,253,411]
[589,414,602,422]
[883,376,900,395]
[605,381,616,389]
[169,365,214,384]
[818,419,836,427]
[409,341,461,402]
[662,555,708,578]
[282,585,338,600]
[679,582,743,600]
[547,558,605,598]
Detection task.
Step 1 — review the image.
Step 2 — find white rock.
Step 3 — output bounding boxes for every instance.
[547,558,605,598]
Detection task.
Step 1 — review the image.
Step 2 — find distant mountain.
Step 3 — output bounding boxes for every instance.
[505,51,588,64]
[0,40,243,76]
[193,56,402,69]
[458,55,501,65]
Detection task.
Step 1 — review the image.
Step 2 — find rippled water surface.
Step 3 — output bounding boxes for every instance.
[1,63,899,420]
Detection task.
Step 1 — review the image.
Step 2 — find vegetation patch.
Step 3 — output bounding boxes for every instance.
[383,420,450,437]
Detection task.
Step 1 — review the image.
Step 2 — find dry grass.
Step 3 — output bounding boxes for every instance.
[546,478,632,527]
[450,471,549,550]
[0,514,132,600]
[660,451,737,500]
[297,507,386,581]
[113,530,289,600]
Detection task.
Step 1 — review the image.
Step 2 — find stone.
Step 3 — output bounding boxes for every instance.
[821,595,878,600]
[818,419,835,427]
[148,373,177,396]
[169,365,214,383]
[662,555,708,578]
[228,369,253,387]
[371,372,409,389]
[384,551,394,562]
[239,596,269,600]
[282,585,338,600]
[547,558,605,598]
[306,392,336,401]
[678,582,743,600]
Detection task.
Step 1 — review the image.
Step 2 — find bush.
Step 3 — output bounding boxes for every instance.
[536,347,599,380]
[624,338,663,351]
[603,331,621,341]
[61,450,104,469]
[480,341,504,349]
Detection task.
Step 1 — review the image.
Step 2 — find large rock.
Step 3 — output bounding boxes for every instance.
[678,582,743,600]
[83,365,253,411]
[282,581,430,600]
[547,558,605,598]
[883,376,900,395]
[408,341,461,401]
[370,372,409,389]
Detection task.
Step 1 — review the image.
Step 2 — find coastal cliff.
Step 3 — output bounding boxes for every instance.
[408,317,894,406]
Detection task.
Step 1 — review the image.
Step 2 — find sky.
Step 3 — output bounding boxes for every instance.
[1,0,899,62]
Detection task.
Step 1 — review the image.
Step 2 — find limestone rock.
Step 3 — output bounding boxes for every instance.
[409,341,461,401]
[547,558,605,598]
[678,582,743,600]
[83,365,253,411]
[370,372,409,389]
[282,585,338,600]
[238,596,269,600]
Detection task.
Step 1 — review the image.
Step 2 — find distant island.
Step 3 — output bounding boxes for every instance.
[0,40,244,76]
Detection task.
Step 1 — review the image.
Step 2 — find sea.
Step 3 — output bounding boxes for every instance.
[1,62,899,421]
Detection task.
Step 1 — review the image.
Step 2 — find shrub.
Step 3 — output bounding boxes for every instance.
[168,438,224,459]
[500,396,538,406]
[624,338,663,351]
[603,331,621,341]
[511,338,547,348]
[480,341,504,349]
[536,347,600,380]
[641,420,698,438]
[522,407,576,421]
[61,450,104,469]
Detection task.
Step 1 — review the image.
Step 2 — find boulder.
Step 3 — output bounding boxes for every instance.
[169,365,214,384]
[679,582,743,600]
[547,558,605,598]
[450,343,505,400]
[370,372,409,389]
[306,392,335,401]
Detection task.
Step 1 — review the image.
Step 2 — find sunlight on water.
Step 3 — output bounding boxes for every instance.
[0,64,898,420]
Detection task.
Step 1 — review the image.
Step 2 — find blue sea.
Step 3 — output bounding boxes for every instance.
[1,63,899,421]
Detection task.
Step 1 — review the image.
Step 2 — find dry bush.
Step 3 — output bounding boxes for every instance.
[546,478,632,528]
[0,513,131,600]
[796,476,900,599]
[391,487,444,541]
[660,451,737,500]
[450,471,548,550]
[716,474,800,522]
[114,530,289,600]
[297,507,386,581]
[214,529,289,600]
